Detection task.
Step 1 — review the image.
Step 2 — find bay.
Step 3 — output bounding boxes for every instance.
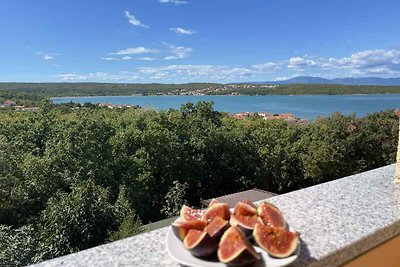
[52,94,400,120]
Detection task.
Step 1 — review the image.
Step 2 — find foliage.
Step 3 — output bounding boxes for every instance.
[208,84,400,95]
[161,180,189,218]
[2,82,400,97]
[0,102,398,266]
[107,212,143,242]
[35,180,115,260]
[0,225,37,267]
[0,90,45,107]
[0,83,219,97]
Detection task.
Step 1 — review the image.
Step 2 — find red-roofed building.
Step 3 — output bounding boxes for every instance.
[234,113,245,120]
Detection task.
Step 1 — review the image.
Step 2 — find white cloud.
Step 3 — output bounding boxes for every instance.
[287,57,316,69]
[321,49,400,75]
[101,57,120,61]
[139,57,158,61]
[52,72,139,81]
[164,44,193,60]
[122,56,132,60]
[137,65,255,81]
[53,65,256,82]
[252,62,279,72]
[170,27,196,35]
[274,76,290,81]
[124,11,149,28]
[55,48,400,83]
[36,51,60,60]
[108,47,159,55]
[282,49,400,76]
[159,0,187,5]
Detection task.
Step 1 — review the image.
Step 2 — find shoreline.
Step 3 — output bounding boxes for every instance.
[50,92,400,100]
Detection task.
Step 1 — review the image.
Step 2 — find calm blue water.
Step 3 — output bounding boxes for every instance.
[52,94,400,120]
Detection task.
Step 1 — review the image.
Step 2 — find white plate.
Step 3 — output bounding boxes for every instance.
[166,219,300,267]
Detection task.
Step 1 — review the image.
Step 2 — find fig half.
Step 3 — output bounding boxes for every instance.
[253,223,299,258]
[180,205,205,222]
[257,202,287,229]
[202,202,230,223]
[233,201,257,216]
[205,216,229,239]
[230,202,263,236]
[183,229,218,257]
[218,226,260,266]
[171,220,207,241]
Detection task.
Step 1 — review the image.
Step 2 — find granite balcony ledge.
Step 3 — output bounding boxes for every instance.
[31,164,400,267]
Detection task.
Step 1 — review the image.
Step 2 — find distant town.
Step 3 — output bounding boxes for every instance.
[159,84,279,96]
[229,112,302,122]
[0,100,40,111]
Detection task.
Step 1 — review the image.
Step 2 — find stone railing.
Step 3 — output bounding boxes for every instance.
[31,164,400,267]
[395,123,400,184]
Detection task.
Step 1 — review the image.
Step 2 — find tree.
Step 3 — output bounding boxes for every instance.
[0,225,37,267]
[161,180,189,218]
[36,180,115,261]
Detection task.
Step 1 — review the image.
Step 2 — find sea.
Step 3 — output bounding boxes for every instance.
[52,94,400,120]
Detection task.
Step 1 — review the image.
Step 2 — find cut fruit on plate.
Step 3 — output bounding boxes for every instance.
[180,205,205,222]
[167,217,300,267]
[171,220,208,241]
[253,223,299,258]
[218,226,260,266]
[184,229,218,257]
[257,202,287,229]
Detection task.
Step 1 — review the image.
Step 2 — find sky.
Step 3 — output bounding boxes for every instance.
[1,0,400,83]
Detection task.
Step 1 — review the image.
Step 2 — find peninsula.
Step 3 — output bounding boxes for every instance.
[2,82,400,97]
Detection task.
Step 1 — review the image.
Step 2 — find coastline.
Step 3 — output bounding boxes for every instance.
[50,92,400,100]
[50,94,400,120]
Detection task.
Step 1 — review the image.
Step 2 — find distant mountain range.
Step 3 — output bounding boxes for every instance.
[244,77,400,86]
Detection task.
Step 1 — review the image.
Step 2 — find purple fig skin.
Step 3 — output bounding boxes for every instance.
[205,216,230,240]
[184,229,218,257]
[223,251,259,266]
[218,226,261,266]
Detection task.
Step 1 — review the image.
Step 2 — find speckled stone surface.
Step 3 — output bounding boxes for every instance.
[31,165,400,267]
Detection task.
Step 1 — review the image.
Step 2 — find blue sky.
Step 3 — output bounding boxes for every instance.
[1,0,400,83]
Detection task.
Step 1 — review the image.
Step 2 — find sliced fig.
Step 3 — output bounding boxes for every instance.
[183,229,218,257]
[218,226,261,266]
[233,202,257,216]
[229,213,263,237]
[257,202,287,229]
[242,198,257,209]
[208,198,220,206]
[253,223,299,258]
[171,220,207,241]
[180,205,205,222]
[205,216,229,239]
[202,202,230,223]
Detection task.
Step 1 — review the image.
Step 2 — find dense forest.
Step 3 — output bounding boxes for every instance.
[1,82,400,97]
[214,83,400,95]
[0,90,45,107]
[0,83,219,97]
[0,102,398,266]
